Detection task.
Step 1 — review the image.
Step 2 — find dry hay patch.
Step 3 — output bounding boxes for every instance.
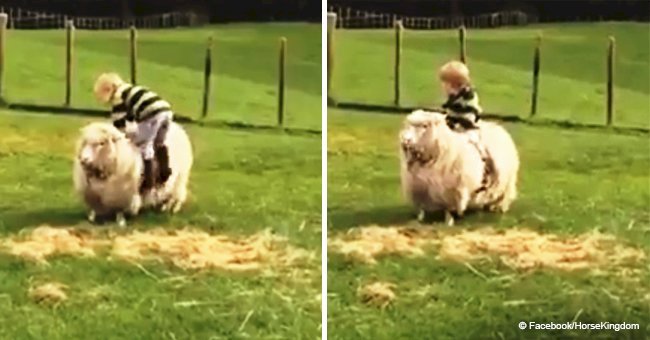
[1,225,312,272]
[330,225,646,273]
[329,225,439,264]
[111,228,312,271]
[439,228,646,272]
[1,226,103,264]
[29,282,68,304]
[358,281,396,308]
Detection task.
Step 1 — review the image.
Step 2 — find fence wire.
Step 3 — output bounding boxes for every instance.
[0,7,207,30]
[329,6,534,30]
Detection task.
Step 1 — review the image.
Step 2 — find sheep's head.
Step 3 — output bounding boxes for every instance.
[399,110,446,163]
[76,123,126,179]
[93,73,125,105]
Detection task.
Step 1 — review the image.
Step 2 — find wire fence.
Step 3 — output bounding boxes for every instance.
[328,6,535,30]
[0,7,208,30]
[327,11,650,131]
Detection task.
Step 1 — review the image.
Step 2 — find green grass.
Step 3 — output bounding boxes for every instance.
[331,22,650,128]
[327,22,650,339]
[327,109,650,338]
[0,23,321,340]
[4,23,321,130]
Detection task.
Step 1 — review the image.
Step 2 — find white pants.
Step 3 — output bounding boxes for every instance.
[129,111,173,160]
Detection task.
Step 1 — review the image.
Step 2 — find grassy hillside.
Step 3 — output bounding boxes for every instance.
[0,23,321,340]
[328,22,649,338]
[331,22,650,128]
[3,23,321,130]
[327,107,649,339]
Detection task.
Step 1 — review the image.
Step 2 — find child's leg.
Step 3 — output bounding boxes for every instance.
[153,117,172,183]
[135,114,171,192]
[155,145,172,183]
[139,142,156,192]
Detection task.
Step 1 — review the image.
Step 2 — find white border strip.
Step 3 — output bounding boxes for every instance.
[321,6,329,340]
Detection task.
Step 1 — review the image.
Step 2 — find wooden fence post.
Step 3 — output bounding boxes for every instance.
[394,19,403,107]
[459,25,467,63]
[201,36,212,119]
[606,36,615,126]
[65,20,74,107]
[327,12,337,103]
[278,37,286,127]
[129,25,137,84]
[530,33,541,117]
[0,13,6,103]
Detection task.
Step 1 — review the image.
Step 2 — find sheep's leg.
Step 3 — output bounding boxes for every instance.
[417,209,426,222]
[488,175,517,213]
[87,210,96,223]
[444,210,455,226]
[116,212,127,228]
[128,195,142,216]
[492,188,515,213]
[170,200,183,214]
[173,184,188,213]
[161,199,174,213]
[164,174,188,214]
[455,188,470,218]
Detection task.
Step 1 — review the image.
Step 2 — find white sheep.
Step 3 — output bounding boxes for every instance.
[399,110,519,225]
[73,121,193,226]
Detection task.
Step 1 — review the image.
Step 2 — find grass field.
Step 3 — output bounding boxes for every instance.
[327,22,649,340]
[4,23,321,130]
[0,23,321,339]
[331,22,650,128]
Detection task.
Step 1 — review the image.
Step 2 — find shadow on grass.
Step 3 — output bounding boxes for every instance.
[0,206,191,234]
[330,101,650,136]
[5,103,321,137]
[328,204,515,232]
[0,207,83,233]
[328,205,414,231]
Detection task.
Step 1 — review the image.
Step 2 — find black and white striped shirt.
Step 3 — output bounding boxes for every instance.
[111,84,172,128]
[442,86,482,119]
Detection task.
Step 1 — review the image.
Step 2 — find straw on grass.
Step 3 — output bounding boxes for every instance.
[29,282,68,304]
[358,281,396,308]
[110,228,307,271]
[330,225,645,274]
[3,226,99,264]
[329,225,437,264]
[439,228,646,271]
[2,226,310,272]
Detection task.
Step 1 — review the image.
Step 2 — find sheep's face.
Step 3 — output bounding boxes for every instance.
[77,124,124,179]
[400,110,448,164]
[400,120,430,152]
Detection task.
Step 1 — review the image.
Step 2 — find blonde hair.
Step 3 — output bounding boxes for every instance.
[93,73,126,104]
[439,61,471,87]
